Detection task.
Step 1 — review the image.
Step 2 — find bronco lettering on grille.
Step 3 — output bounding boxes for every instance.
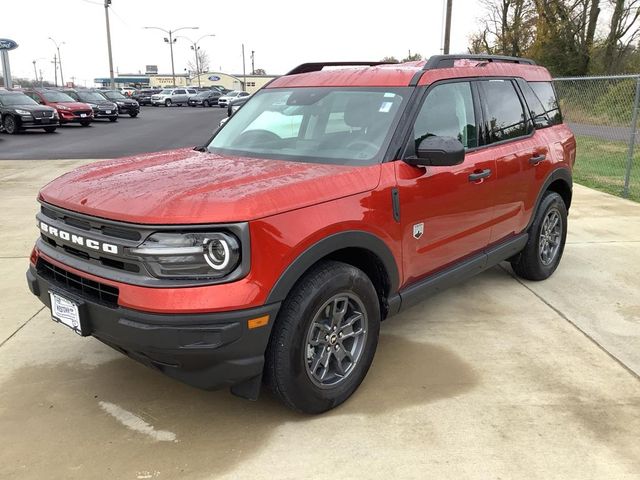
[39,221,119,254]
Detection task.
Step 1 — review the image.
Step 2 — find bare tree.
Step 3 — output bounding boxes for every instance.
[187,49,211,75]
[603,0,640,72]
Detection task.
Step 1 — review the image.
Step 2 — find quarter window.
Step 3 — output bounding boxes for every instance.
[479,79,531,143]
[412,81,477,150]
[530,81,562,126]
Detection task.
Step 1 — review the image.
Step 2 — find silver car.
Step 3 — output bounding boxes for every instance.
[151,88,198,107]
[218,90,250,108]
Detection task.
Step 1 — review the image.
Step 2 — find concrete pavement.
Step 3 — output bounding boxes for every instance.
[0,160,639,480]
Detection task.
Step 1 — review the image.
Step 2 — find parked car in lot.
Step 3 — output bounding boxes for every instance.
[100,90,140,117]
[62,89,118,122]
[132,89,161,106]
[23,88,93,126]
[0,91,59,134]
[120,87,137,97]
[219,95,249,127]
[217,90,250,108]
[151,88,198,106]
[188,90,221,107]
[26,55,575,414]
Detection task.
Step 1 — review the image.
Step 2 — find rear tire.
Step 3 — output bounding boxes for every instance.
[3,115,18,134]
[511,191,567,281]
[265,260,380,414]
[44,126,57,133]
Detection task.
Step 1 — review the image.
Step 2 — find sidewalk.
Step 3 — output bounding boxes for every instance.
[1,160,638,480]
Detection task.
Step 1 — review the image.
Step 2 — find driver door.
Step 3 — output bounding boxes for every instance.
[395,81,497,284]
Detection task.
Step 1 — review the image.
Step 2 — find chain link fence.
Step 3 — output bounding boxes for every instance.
[554,75,640,202]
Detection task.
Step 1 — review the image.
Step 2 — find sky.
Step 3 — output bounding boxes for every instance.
[1,0,486,86]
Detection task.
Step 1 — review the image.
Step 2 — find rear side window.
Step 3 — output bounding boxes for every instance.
[529,81,562,126]
[479,79,532,144]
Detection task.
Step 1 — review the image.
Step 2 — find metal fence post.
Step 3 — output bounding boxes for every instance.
[623,76,640,198]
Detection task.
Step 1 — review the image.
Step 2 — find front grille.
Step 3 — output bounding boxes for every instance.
[37,258,119,307]
[73,110,92,117]
[33,110,54,118]
[41,206,141,241]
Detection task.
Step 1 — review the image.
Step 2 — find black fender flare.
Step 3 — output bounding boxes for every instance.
[525,167,573,231]
[265,230,400,304]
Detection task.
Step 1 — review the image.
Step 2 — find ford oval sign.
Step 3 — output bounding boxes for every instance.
[208,75,221,81]
[0,39,18,51]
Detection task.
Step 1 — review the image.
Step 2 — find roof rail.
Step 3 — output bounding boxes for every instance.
[424,54,536,70]
[286,61,392,76]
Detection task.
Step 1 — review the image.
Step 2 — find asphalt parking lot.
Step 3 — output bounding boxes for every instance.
[0,158,639,479]
[0,106,227,160]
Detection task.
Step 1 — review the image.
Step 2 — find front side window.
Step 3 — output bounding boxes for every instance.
[479,79,531,143]
[208,87,409,165]
[174,89,186,94]
[412,81,478,151]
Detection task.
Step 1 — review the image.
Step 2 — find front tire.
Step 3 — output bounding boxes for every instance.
[3,115,18,134]
[129,112,138,118]
[80,121,91,127]
[265,260,380,414]
[43,126,57,133]
[165,99,172,107]
[511,191,567,281]
[109,117,118,123]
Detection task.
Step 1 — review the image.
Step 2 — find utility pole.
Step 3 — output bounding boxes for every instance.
[52,54,58,87]
[443,0,453,54]
[242,44,246,91]
[32,60,38,84]
[251,50,255,75]
[104,0,115,89]
[145,26,198,87]
[49,38,65,86]
[177,34,215,89]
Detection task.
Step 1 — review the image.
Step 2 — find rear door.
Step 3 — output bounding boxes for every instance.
[476,79,547,243]
[395,80,497,284]
[173,89,187,103]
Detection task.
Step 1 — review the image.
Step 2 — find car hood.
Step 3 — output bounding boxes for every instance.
[52,101,91,110]
[39,148,381,224]
[11,104,55,112]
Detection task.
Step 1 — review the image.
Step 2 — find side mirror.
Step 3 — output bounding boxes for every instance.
[406,136,465,167]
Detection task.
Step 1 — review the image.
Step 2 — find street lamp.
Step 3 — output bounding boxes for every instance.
[144,26,198,87]
[48,37,65,86]
[175,34,215,88]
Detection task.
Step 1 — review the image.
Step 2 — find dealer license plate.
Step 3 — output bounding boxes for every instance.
[105,110,111,114]
[49,291,83,335]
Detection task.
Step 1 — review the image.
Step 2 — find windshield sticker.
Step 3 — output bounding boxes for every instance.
[384,92,396,98]
[379,102,393,113]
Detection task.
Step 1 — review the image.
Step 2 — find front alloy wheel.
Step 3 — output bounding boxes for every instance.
[305,294,368,388]
[3,115,18,134]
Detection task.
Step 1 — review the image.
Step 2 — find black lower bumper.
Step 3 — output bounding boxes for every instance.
[118,105,140,115]
[26,265,280,394]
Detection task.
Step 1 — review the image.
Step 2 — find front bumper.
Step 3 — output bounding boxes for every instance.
[117,104,140,114]
[26,263,280,392]
[18,117,59,129]
[59,111,93,124]
[93,108,118,119]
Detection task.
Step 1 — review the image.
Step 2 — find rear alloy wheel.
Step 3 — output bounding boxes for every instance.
[265,260,380,414]
[165,99,172,107]
[43,126,57,133]
[3,115,18,134]
[511,191,567,281]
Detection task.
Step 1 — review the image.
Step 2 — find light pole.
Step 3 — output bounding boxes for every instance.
[145,26,198,87]
[443,0,453,54]
[104,0,115,89]
[48,37,65,86]
[176,34,215,88]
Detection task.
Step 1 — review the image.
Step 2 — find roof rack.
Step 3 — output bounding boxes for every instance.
[424,54,536,69]
[286,61,392,76]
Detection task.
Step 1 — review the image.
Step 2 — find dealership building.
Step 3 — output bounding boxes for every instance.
[94,71,277,94]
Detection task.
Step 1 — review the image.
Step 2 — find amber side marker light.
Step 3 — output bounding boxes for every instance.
[248,315,269,329]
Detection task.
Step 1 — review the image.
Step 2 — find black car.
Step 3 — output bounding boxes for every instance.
[0,91,59,134]
[100,90,140,117]
[62,89,118,122]
[133,89,161,106]
[188,90,221,107]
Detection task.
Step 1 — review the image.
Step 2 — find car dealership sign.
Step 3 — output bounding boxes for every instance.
[0,38,18,50]
[208,75,221,81]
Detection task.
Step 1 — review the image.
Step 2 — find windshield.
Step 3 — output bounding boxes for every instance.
[103,91,126,100]
[42,91,75,103]
[79,91,108,102]
[208,87,409,166]
[0,93,38,106]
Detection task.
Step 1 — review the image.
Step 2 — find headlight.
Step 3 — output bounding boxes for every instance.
[129,232,241,279]
[116,101,125,106]
[88,103,98,108]
[15,109,31,115]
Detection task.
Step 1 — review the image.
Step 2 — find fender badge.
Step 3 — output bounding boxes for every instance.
[413,223,424,239]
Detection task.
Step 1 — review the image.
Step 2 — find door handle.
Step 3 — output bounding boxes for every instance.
[468,169,492,182]
[529,154,547,165]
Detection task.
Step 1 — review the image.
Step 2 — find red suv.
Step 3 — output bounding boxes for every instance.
[26,55,576,413]
[23,89,93,126]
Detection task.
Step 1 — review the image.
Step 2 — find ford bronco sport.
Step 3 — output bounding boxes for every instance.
[26,55,575,414]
